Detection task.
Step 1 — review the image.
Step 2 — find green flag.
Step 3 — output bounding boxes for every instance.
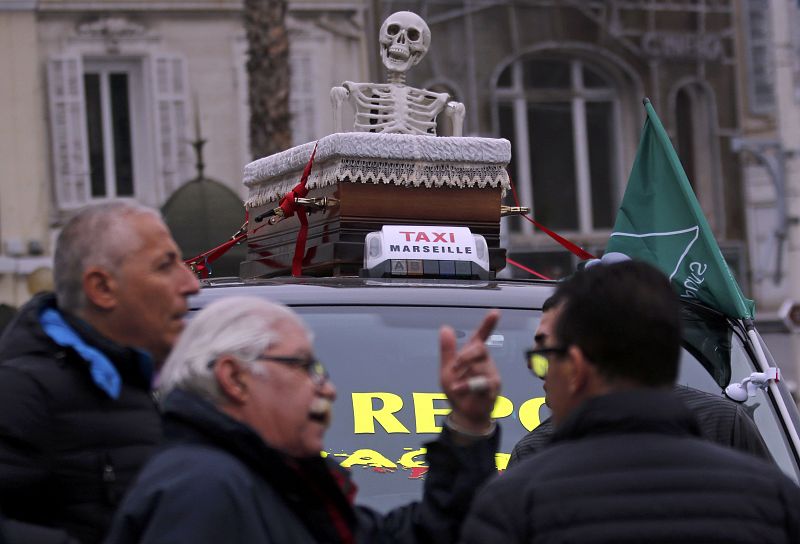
[606,99,755,319]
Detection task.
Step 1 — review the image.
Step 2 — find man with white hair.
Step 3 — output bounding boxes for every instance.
[105,297,501,544]
[0,202,200,544]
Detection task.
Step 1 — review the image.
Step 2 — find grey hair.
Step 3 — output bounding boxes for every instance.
[157,296,311,404]
[54,201,163,312]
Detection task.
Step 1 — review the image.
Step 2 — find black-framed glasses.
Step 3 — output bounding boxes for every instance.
[525,347,568,379]
[208,355,329,386]
[257,355,329,386]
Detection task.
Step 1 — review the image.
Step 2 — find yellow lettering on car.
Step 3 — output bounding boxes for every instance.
[490,395,514,420]
[519,397,547,431]
[398,447,427,468]
[413,393,450,433]
[339,448,398,469]
[495,452,510,471]
[352,392,548,433]
[325,447,514,473]
[412,394,517,433]
[352,392,411,434]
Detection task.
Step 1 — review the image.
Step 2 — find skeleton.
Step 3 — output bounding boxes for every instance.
[331,11,465,136]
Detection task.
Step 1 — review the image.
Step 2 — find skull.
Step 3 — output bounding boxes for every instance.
[379,11,431,75]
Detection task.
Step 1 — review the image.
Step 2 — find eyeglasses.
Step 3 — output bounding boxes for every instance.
[257,355,330,386]
[525,347,568,379]
[208,355,330,386]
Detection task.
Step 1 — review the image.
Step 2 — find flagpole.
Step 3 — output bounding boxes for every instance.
[744,319,800,454]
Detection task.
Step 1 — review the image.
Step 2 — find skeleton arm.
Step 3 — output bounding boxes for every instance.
[440,101,465,137]
[330,84,351,134]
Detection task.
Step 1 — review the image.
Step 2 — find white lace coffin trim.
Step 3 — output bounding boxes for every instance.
[243,133,511,207]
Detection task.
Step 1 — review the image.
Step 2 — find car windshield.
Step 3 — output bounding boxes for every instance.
[296,304,800,512]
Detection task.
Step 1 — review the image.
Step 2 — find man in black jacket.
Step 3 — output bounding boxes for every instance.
[105,296,500,544]
[508,295,770,467]
[463,261,800,543]
[0,202,200,544]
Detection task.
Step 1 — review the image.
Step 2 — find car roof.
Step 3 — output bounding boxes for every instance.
[190,276,557,310]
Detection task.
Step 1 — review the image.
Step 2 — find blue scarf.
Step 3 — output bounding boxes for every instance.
[39,308,126,398]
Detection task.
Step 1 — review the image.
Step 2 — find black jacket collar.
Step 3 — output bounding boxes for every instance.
[0,292,151,388]
[60,307,153,386]
[0,292,57,358]
[161,388,291,470]
[551,389,704,445]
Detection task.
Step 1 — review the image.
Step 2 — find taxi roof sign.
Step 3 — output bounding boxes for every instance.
[363,226,490,279]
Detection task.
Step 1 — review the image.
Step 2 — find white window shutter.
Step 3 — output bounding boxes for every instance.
[289,44,318,145]
[47,54,90,209]
[151,54,190,200]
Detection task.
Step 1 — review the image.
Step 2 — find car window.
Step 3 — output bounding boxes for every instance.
[296,304,799,511]
[297,306,542,511]
[729,339,800,481]
[678,305,800,482]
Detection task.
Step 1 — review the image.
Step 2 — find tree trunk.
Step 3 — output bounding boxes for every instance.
[244,0,292,160]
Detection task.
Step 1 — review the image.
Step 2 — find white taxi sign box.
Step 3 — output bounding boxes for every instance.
[364,226,490,278]
[382,226,477,261]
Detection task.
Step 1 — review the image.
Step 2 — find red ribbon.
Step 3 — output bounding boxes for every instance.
[508,178,596,261]
[276,142,318,276]
[506,258,552,280]
[185,230,247,278]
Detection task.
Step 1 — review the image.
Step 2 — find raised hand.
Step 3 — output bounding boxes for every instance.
[440,310,501,434]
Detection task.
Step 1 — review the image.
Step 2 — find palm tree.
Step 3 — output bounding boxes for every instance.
[243,0,292,159]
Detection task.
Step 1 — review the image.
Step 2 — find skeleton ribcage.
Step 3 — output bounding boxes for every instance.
[349,84,446,135]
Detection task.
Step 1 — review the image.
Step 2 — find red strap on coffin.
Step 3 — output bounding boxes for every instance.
[506,258,551,280]
[276,142,318,276]
[184,213,249,278]
[508,178,596,261]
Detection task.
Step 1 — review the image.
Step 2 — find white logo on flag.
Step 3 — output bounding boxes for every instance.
[609,226,699,281]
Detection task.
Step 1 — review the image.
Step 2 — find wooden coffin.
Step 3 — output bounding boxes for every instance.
[241,133,511,278]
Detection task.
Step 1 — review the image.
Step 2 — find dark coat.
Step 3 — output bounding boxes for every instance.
[464,390,800,544]
[105,389,498,544]
[0,294,162,544]
[508,384,771,467]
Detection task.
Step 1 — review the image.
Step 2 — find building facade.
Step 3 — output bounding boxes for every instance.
[372,1,744,279]
[0,0,369,306]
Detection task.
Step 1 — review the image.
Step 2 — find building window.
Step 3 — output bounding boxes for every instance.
[495,56,620,235]
[48,53,189,210]
[673,82,723,233]
[83,61,139,198]
[744,0,775,113]
[289,44,319,146]
[234,33,323,160]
